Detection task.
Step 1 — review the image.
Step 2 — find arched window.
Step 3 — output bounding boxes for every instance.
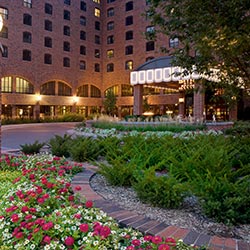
[90,85,101,97]
[77,84,88,97]
[40,81,55,95]
[121,84,133,96]
[104,85,119,97]
[16,77,34,94]
[58,81,72,96]
[1,76,12,93]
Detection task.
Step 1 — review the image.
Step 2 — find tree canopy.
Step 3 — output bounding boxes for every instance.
[146,0,250,90]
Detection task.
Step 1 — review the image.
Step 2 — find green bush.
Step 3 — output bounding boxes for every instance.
[133,168,188,208]
[192,172,250,225]
[20,140,45,154]
[49,134,72,157]
[69,136,101,162]
[223,121,250,136]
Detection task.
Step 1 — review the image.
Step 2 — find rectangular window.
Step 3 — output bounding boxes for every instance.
[1,45,8,58]
[95,21,100,30]
[81,1,87,11]
[45,20,52,31]
[95,49,100,58]
[64,0,71,5]
[146,41,155,51]
[1,77,12,93]
[95,8,101,17]
[107,21,114,30]
[80,16,86,26]
[80,31,86,40]
[44,37,52,47]
[125,31,133,40]
[107,49,114,58]
[45,3,53,15]
[24,0,32,8]
[107,35,114,44]
[0,7,8,19]
[44,54,52,64]
[125,16,133,26]
[93,0,100,3]
[63,41,70,52]
[64,10,70,20]
[107,8,114,17]
[107,63,114,72]
[63,57,70,67]
[64,26,70,36]
[23,14,32,25]
[23,32,32,43]
[95,35,100,44]
[169,37,179,48]
[107,0,115,3]
[23,50,31,61]
[94,63,100,72]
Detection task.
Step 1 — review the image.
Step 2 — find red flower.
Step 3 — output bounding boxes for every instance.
[85,200,93,208]
[68,195,74,201]
[132,239,141,246]
[25,214,33,221]
[158,244,170,250]
[65,236,74,246]
[126,246,135,250]
[100,226,111,238]
[21,206,29,213]
[74,214,81,219]
[37,197,45,204]
[144,235,153,241]
[42,221,54,231]
[79,223,89,233]
[15,232,24,239]
[75,186,82,191]
[152,236,163,244]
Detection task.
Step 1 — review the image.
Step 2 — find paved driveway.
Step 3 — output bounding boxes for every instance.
[2,122,80,151]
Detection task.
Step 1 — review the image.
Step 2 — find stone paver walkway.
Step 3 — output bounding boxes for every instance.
[71,166,250,250]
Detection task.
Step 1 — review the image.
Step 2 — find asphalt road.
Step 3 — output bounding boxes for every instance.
[2,122,80,151]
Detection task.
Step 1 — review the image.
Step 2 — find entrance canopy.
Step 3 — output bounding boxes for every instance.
[130,56,219,85]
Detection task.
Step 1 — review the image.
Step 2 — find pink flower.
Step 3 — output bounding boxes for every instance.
[68,195,74,201]
[100,226,111,238]
[74,214,81,219]
[158,244,170,250]
[65,236,74,246]
[152,236,163,244]
[15,232,24,239]
[79,223,89,233]
[165,237,176,246]
[42,221,54,231]
[21,206,29,213]
[144,235,153,241]
[85,200,93,208]
[132,239,141,246]
[126,246,135,250]
[43,235,51,244]
[11,214,19,223]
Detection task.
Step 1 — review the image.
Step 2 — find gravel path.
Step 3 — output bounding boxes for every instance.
[90,173,250,243]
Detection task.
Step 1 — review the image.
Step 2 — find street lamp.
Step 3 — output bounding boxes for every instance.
[0,14,3,156]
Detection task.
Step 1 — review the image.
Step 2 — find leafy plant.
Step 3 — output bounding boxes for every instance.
[20,140,45,154]
[49,134,72,157]
[69,136,101,162]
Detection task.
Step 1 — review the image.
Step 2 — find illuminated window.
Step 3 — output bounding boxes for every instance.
[105,85,118,96]
[1,77,12,93]
[121,84,133,96]
[16,77,34,94]
[95,8,100,17]
[95,49,100,58]
[93,0,100,3]
[125,60,133,70]
[24,0,32,8]
[107,49,114,58]
[0,26,8,38]
[169,37,179,48]
[0,7,8,19]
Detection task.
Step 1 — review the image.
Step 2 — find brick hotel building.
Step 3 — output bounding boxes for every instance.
[0,0,248,121]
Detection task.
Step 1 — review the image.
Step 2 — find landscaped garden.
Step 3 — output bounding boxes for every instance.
[0,153,206,249]
[1,121,249,249]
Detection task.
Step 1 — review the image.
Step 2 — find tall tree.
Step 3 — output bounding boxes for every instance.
[146,0,250,90]
[103,89,117,116]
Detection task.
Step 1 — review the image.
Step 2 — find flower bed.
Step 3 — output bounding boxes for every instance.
[0,154,206,250]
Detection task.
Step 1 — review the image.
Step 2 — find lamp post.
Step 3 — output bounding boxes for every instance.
[0,14,3,156]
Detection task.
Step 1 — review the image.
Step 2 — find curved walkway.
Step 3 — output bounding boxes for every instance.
[71,165,250,250]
